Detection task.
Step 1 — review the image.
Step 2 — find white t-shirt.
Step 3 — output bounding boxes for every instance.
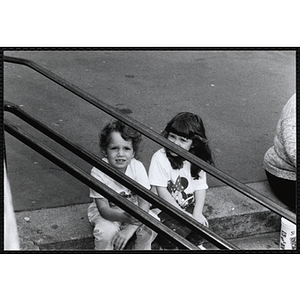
[148,148,208,209]
[89,158,150,208]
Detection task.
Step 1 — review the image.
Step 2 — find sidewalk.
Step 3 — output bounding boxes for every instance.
[15,181,285,251]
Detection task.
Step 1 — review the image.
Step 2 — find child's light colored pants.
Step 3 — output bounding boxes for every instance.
[88,203,157,250]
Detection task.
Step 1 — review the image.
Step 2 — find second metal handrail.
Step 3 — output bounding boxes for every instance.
[4,102,239,250]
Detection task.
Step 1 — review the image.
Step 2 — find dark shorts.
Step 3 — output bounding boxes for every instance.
[157,205,204,249]
[265,171,296,213]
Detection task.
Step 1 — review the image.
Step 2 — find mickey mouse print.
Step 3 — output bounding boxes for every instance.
[167,176,194,209]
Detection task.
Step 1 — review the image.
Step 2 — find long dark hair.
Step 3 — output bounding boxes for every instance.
[162,112,213,179]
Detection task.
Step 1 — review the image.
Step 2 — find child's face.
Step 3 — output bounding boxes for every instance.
[167,132,193,156]
[105,131,134,173]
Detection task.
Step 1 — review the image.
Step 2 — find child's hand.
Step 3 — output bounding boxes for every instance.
[185,210,209,227]
[122,211,142,226]
[112,227,135,250]
[195,214,209,227]
[183,210,194,218]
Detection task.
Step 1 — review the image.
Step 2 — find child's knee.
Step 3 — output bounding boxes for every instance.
[136,225,157,242]
[93,224,116,242]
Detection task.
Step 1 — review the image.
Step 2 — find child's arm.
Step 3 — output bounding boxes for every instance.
[117,197,151,238]
[112,198,147,250]
[155,186,182,209]
[113,225,139,250]
[137,196,150,212]
[95,198,140,225]
[95,197,141,250]
[193,190,209,227]
[113,197,151,250]
[156,186,206,223]
[96,197,150,250]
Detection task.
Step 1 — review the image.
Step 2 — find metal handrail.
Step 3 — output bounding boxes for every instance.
[4,56,296,224]
[4,55,296,224]
[4,103,239,250]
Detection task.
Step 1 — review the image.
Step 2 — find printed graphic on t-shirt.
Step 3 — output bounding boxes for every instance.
[109,191,136,208]
[167,175,194,209]
[120,191,133,199]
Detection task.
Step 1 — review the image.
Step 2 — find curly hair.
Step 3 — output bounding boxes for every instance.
[99,120,142,156]
[162,112,214,179]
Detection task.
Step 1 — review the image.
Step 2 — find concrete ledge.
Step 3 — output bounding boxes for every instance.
[16,204,93,250]
[204,232,281,250]
[204,181,284,239]
[15,181,285,250]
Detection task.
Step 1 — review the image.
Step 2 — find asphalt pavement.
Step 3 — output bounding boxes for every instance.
[4,50,296,212]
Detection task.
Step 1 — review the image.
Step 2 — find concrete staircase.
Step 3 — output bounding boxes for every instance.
[15,181,286,251]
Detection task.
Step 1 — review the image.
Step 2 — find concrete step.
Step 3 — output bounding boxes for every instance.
[15,181,287,251]
[204,232,281,250]
[203,181,284,239]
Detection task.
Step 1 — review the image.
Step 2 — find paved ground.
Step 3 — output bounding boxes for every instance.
[4,50,296,212]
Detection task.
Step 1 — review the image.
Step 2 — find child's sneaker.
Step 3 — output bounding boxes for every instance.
[197,243,206,250]
[159,246,179,250]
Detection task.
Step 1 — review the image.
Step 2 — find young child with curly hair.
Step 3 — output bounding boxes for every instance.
[88,120,157,250]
